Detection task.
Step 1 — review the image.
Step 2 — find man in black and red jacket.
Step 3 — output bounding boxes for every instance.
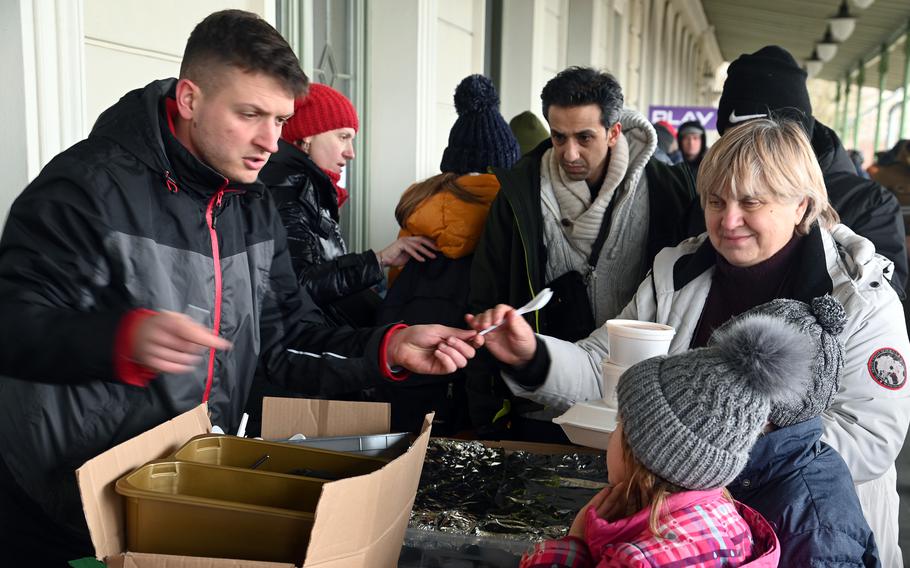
[0,10,479,564]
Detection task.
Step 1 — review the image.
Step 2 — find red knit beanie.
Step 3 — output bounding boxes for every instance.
[655,120,677,138]
[281,83,359,144]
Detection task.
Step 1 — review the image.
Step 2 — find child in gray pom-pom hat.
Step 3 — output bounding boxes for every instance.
[521,314,810,567]
[720,297,880,566]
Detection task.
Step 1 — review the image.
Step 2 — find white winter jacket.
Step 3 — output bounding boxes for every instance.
[505,224,910,565]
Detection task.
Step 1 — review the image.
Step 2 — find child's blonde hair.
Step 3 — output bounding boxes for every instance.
[614,423,733,536]
[394,173,486,227]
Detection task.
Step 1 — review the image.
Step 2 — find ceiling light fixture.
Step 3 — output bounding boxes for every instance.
[829,0,856,42]
[816,28,839,62]
[805,50,824,77]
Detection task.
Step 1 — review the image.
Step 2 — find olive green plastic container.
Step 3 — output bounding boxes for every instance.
[115,460,322,562]
[173,434,388,480]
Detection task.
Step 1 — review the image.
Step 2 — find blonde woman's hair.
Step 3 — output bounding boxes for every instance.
[613,424,732,536]
[696,117,839,234]
[394,173,485,227]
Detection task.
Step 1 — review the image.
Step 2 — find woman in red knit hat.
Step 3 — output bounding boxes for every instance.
[260,83,437,326]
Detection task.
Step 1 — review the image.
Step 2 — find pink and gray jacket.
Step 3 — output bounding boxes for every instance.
[520,489,780,567]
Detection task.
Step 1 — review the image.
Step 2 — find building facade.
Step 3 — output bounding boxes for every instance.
[1,0,722,250]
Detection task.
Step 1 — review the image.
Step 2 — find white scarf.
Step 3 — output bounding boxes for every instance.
[542,133,630,256]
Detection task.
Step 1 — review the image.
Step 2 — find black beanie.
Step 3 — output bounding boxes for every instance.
[717,45,814,137]
[440,75,520,175]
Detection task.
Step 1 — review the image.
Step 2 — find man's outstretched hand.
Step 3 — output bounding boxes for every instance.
[385,325,483,375]
[465,305,537,367]
[132,311,232,375]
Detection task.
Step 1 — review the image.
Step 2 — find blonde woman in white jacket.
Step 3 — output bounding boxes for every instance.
[467,118,910,566]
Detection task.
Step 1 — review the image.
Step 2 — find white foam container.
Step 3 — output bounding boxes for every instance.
[601,360,627,406]
[552,400,617,449]
[606,319,675,368]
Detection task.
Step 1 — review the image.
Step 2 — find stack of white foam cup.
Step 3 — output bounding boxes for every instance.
[553,319,676,448]
[601,320,676,412]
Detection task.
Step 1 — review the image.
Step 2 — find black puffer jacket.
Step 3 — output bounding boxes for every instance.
[0,79,390,538]
[812,121,907,292]
[262,140,383,309]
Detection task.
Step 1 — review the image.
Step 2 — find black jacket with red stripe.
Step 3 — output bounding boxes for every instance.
[0,78,388,536]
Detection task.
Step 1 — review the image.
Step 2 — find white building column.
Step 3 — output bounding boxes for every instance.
[673,0,724,106]
[679,31,690,103]
[366,0,490,251]
[646,0,666,109]
[610,0,629,87]
[636,0,652,113]
[566,0,593,67]
[625,0,643,110]
[663,4,677,105]
[365,0,437,249]
[0,0,85,226]
[672,15,683,104]
[499,0,554,124]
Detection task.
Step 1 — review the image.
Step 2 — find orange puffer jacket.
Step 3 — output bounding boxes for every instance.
[390,173,500,284]
[399,173,500,258]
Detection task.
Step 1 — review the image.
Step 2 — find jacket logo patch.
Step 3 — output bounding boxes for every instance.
[867,348,907,390]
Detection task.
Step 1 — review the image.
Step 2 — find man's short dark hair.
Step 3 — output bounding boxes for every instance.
[541,67,624,128]
[180,10,308,97]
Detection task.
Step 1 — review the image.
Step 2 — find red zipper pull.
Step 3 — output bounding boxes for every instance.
[164,171,179,193]
[211,190,225,229]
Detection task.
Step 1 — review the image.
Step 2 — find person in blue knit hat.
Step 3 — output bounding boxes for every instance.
[376,74,519,434]
[440,74,521,173]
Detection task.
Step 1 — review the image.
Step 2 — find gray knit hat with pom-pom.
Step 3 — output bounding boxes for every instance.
[712,295,846,427]
[617,315,812,490]
[440,74,520,175]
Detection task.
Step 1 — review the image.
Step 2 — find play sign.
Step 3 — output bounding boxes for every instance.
[648,106,717,131]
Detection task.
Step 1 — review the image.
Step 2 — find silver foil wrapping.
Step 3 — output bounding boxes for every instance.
[409,439,608,543]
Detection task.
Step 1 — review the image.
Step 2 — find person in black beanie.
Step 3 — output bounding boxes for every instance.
[701,49,907,564]
[715,46,815,137]
[676,120,707,178]
[704,45,907,295]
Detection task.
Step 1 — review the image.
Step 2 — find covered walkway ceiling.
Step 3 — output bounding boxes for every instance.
[701,0,910,90]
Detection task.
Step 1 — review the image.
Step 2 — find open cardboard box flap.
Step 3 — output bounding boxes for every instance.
[76,398,430,567]
[106,552,292,568]
[260,397,390,440]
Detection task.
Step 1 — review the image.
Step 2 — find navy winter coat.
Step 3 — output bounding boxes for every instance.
[728,417,880,567]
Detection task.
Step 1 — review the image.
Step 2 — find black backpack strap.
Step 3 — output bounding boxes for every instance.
[587,189,619,268]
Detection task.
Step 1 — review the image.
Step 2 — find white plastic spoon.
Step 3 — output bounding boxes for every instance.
[478,288,554,336]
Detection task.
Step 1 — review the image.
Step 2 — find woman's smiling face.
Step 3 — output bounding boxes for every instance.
[704,189,808,267]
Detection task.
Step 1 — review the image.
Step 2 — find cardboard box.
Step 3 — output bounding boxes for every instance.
[76,398,432,567]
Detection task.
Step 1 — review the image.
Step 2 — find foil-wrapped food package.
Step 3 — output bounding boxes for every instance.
[409,439,608,543]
